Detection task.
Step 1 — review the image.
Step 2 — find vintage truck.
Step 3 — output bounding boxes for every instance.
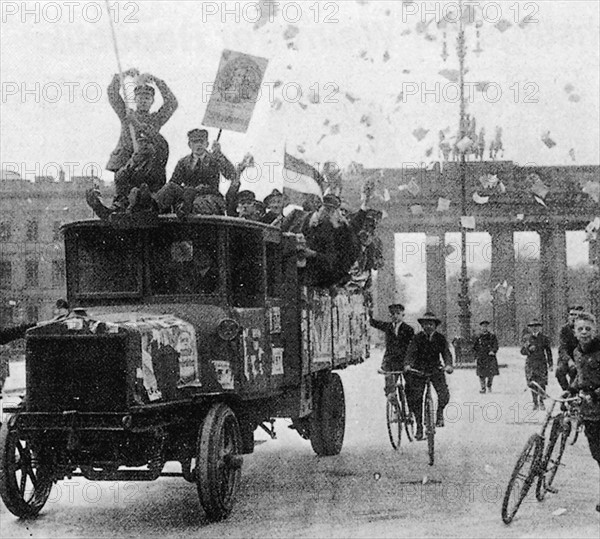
[0,215,369,521]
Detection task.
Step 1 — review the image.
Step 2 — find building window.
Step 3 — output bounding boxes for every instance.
[0,261,11,288]
[53,221,63,241]
[26,220,38,241]
[0,222,11,242]
[51,260,66,288]
[25,260,39,287]
[26,305,39,323]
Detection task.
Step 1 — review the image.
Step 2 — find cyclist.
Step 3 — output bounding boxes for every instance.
[403,312,454,440]
[369,303,415,401]
[556,305,584,390]
[571,312,600,512]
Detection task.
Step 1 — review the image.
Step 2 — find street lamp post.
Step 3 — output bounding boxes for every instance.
[452,0,474,363]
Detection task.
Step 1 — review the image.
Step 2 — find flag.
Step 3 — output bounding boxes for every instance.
[283,151,323,197]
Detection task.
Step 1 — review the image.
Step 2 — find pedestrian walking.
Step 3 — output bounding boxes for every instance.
[473,320,499,393]
[520,318,553,410]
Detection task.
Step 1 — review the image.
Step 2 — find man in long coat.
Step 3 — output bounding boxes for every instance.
[473,320,499,393]
[520,318,553,410]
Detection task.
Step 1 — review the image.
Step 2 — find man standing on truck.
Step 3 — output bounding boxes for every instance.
[404,312,454,440]
[106,68,178,174]
[369,304,414,402]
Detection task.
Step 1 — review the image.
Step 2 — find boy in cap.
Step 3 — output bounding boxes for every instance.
[404,312,454,439]
[556,305,585,390]
[473,320,499,393]
[520,318,553,410]
[106,69,178,174]
[369,303,415,401]
[570,312,600,512]
[154,129,236,217]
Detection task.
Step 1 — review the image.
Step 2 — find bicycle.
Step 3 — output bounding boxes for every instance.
[501,382,581,525]
[404,368,438,466]
[378,369,415,449]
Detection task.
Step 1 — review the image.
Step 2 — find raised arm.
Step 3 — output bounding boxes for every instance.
[107,73,127,120]
[148,75,178,126]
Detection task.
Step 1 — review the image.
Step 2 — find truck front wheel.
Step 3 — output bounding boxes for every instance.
[310,372,346,456]
[196,403,243,521]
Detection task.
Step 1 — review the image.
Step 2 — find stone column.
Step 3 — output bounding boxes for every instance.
[425,232,447,333]
[374,226,397,320]
[539,227,568,344]
[490,227,517,345]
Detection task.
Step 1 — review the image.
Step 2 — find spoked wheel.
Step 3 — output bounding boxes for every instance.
[310,372,346,456]
[386,396,402,450]
[196,403,243,522]
[423,389,436,466]
[399,387,415,442]
[536,416,570,501]
[0,417,53,518]
[501,433,543,524]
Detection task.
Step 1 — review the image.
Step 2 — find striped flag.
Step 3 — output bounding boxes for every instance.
[283,151,324,197]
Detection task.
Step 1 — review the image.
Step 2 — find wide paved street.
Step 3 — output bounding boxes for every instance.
[1,348,599,538]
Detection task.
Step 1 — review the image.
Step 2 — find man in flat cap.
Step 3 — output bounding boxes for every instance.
[404,311,454,440]
[106,68,178,174]
[473,320,499,393]
[556,305,585,390]
[261,189,286,225]
[369,303,415,401]
[154,129,237,217]
[520,318,553,410]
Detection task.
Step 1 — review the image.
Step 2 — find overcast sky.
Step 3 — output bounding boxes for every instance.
[1,0,599,198]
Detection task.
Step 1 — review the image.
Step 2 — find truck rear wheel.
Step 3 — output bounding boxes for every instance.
[196,403,243,521]
[310,372,346,456]
[0,416,53,518]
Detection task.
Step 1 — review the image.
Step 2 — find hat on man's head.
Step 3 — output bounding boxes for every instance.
[322,193,341,209]
[187,129,209,142]
[569,305,585,313]
[56,299,69,310]
[236,190,256,204]
[388,303,405,313]
[418,311,441,326]
[480,320,491,326]
[264,189,283,206]
[527,318,543,327]
[134,84,155,97]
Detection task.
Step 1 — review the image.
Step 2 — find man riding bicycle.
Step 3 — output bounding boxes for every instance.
[404,312,454,440]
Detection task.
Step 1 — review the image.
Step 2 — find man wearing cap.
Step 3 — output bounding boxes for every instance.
[556,305,585,390]
[106,69,178,174]
[369,304,415,401]
[404,312,454,439]
[234,190,263,220]
[261,189,286,225]
[154,129,236,217]
[473,320,499,393]
[570,312,600,513]
[520,318,553,410]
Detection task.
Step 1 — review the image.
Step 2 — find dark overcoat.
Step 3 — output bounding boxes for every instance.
[473,332,500,378]
[520,332,553,386]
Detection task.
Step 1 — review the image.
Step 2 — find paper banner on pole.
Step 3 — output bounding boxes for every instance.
[473,192,489,204]
[437,197,451,212]
[461,216,476,229]
[202,50,269,133]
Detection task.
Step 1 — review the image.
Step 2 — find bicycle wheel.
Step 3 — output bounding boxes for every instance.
[398,386,415,442]
[423,385,435,466]
[386,394,402,450]
[536,416,571,501]
[501,433,543,524]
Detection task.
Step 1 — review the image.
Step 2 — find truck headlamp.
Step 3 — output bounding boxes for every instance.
[217,319,241,341]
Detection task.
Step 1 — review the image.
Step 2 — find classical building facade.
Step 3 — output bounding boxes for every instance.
[0,174,112,325]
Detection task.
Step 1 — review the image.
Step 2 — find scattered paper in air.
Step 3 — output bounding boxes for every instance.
[412,128,429,141]
[473,193,489,204]
[410,204,424,215]
[542,131,556,148]
[461,216,476,229]
[407,179,421,196]
[582,181,600,202]
[437,197,451,212]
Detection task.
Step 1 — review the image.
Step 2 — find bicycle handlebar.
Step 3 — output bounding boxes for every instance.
[378,369,404,375]
[528,381,581,404]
